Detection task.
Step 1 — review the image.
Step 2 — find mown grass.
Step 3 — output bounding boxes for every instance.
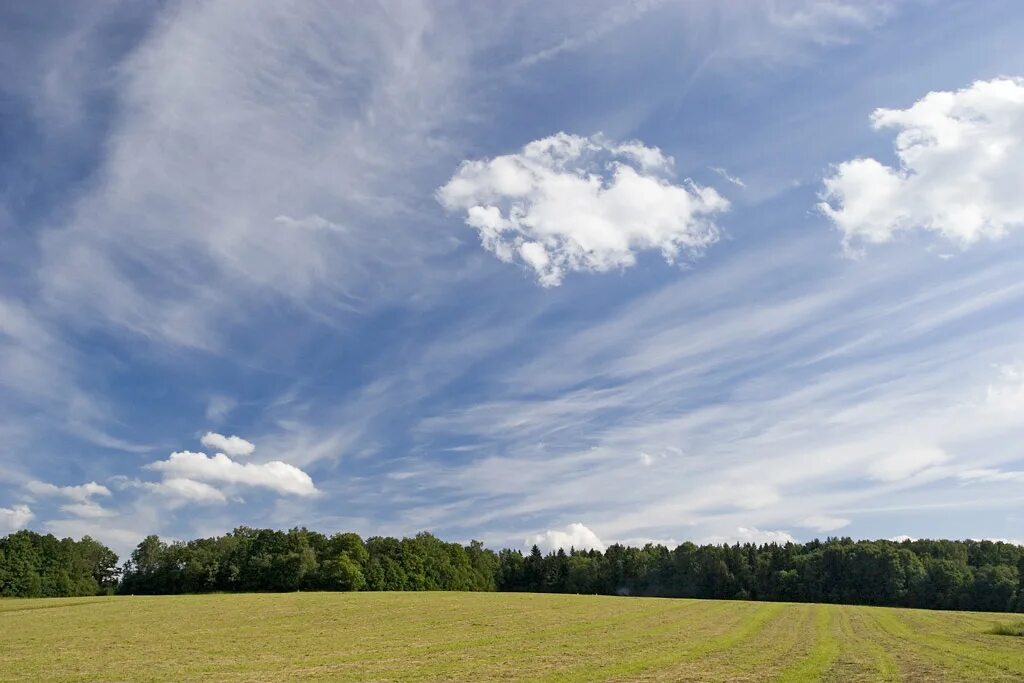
[1,592,1022,681]
[993,621,1024,636]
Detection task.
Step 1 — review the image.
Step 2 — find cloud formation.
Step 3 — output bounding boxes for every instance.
[820,77,1024,249]
[26,480,111,502]
[147,451,317,497]
[438,133,728,286]
[0,504,33,533]
[25,479,114,519]
[200,432,255,457]
[527,522,606,552]
[868,445,949,482]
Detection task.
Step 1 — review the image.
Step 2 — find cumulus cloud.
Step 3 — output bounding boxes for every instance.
[25,479,114,519]
[153,477,230,503]
[200,431,255,457]
[799,515,851,532]
[113,475,230,505]
[25,483,112,505]
[59,502,114,519]
[820,77,1024,249]
[147,451,317,497]
[438,133,728,286]
[527,522,606,552]
[0,504,34,533]
[25,479,111,502]
[868,445,949,482]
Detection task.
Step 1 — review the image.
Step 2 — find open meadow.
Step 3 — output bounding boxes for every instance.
[2,592,1023,682]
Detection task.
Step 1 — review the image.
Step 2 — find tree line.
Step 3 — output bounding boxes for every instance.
[2,527,1022,613]
[0,530,119,597]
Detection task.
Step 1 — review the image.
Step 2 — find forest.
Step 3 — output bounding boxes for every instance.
[1,527,1022,613]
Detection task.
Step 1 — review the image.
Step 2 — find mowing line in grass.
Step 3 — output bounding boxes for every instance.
[773,604,841,683]
[541,601,786,682]
[865,607,1017,681]
[890,608,1024,677]
[827,605,898,682]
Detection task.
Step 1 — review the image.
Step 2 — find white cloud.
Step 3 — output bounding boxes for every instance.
[527,522,606,553]
[820,77,1024,249]
[146,451,317,497]
[710,166,746,188]
[799,515,851,532]
[35,2,478,348]
[200,431,255,457]
[438,133,728,286]
[703,527,797,545]
[112,475,229,506]
[205,395,236,422]
[274,214,346,233]
[957,468,1024,484]
[868,445,950,482]
[25,479,114,519]
[25,479,111,503]
[146,478,229,505]
[59,502,114,519]
[0,504,34,533]
[890,534,916,542]
[987,362,1024,413]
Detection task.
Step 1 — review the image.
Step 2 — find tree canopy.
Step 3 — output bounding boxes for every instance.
[2,528,1022,613]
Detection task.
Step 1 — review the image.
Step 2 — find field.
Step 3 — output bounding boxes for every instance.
[2,593,1023,682]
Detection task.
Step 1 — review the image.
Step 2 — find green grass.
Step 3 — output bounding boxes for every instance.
[993,621,1024,636]
[1,593,1022,681]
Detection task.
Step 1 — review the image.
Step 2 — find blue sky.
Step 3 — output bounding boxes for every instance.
[2,0,1024,557]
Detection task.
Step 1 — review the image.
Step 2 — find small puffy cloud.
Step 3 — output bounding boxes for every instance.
[200,432,255,457]
[438,132,729,286]
[527,522,606,553]
[799,515,851,532]
[890,534,916,542]
[820,77,1024,249]
[703,527,797,545]
[25,480,111,502]
[0,504,34,533]
[868,445,949,482]
[147,451,317,497]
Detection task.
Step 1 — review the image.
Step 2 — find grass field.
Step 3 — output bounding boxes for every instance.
[2,593,1023,682]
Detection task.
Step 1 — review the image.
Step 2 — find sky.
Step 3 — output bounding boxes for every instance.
[1,0,1023,558]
